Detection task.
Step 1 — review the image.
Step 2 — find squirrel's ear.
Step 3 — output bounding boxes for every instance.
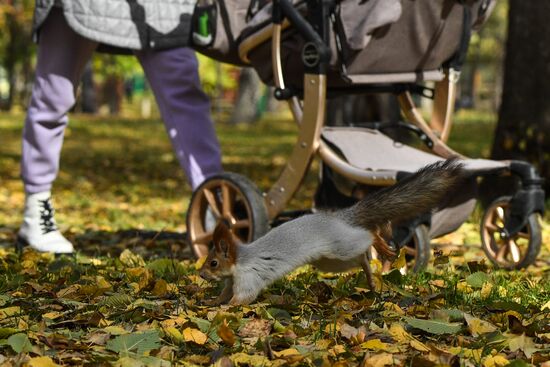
[220,237,237,262]
[213,221,236,260]
[213,221,230,252]
[213,221,230,242]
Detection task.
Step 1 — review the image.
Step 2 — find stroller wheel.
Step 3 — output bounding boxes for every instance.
[401,224,431,272]
[480,196,542,269]
[186,172,269,258]
[373,224,431,273]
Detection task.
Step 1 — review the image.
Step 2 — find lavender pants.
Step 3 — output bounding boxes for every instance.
[21,9,222,193]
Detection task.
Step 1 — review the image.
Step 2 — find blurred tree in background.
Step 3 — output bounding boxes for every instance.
[0,0,33,111]
[91,55,143,115]
[0,2,239,116]
[460,0,508,110]
[0,0,516,122]
[491,0,550,193]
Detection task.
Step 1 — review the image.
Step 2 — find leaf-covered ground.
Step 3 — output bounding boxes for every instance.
[0,111,549,366]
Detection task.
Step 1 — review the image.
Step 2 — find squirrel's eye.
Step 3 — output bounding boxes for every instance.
[210,260,218,268]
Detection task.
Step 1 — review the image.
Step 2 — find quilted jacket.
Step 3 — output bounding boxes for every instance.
[33,0,197,50]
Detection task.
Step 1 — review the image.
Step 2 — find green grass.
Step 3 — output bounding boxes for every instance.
[0,109,546,252]
[447,109,497,158]
[0,109,549,366]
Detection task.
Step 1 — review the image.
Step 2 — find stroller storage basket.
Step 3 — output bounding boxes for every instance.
[192,0,497,86]
[246,0,493,86]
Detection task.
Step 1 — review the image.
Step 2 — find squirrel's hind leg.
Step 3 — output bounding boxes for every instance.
[372,223,397,260]
[361,252,376,291]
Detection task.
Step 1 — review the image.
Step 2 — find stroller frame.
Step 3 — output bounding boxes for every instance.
[188,0,545,270]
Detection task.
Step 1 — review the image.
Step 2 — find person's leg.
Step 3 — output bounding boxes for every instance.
[18,8,97,253]
[22,9,97,193]
[135,48,222,189]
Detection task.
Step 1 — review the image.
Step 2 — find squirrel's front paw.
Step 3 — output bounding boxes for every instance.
[204,292,233,306]
[204,298,223,306]
[229,295,256,306]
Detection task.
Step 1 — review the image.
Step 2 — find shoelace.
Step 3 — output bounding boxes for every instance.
[39,198,58,234]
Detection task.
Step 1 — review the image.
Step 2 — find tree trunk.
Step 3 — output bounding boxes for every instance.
[2,13,18,111]
[3,65,16,112]
[104,75,123,115]
[490,0,550,194]
[459,36,482,110]
[229,68,262,124]
[80,61,97,113]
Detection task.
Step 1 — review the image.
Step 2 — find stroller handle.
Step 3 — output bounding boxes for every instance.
[275,0,331,66]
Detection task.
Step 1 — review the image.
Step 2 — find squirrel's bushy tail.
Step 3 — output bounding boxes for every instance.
[344,159,467,229]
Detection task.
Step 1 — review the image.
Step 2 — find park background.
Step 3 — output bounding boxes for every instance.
[0,1,549,366]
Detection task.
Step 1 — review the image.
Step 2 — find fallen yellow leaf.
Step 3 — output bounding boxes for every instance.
[381,302,405,317]
[410,339,430,352]
[483,354,509,367]
[370,258,384,274]
[273,348,303,363]
[0,306,20,320]
[217,320,236,346]
[125,268,153,291]
[329,344,346,356]
[325,322,340,334]
[185,355,210,365]
[360,339,389,351]
[480,282,493,299]
[448,347,483,362]
[183,327,208,345]
[230,353,270,366]
[464,314,497,336]
[151,279,169,297]
[119,249,145,267]
[42,312,63,320]
[457,281,473,294]
[429,279,446,288]
[507,333,538,358]
[362,353,394,367]
[187,275,208,287]
[161,316,188,328]
[96,276,112,290]
[27,356,60,367]
[56,285,82,299]
[164,326,184,345]
[393,248,407,270]
[389,323,410,344]
[315,339,333,350]
[195,256,207,270]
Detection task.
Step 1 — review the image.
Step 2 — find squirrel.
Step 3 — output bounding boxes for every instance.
[199,159,466,305]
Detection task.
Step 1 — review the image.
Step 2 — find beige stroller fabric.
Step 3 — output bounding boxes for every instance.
[245,0,493,86]
[339,0,402,51]
[321,127,508,174]
[344,0,465,76]
[193,0,497,77]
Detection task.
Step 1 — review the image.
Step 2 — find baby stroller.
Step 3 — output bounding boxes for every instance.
[186,0,545,270]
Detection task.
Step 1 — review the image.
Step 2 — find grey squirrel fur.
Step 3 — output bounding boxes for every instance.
[199,159,466,305]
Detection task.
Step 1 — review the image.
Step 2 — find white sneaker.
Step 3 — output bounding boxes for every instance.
[17,191,74,253]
